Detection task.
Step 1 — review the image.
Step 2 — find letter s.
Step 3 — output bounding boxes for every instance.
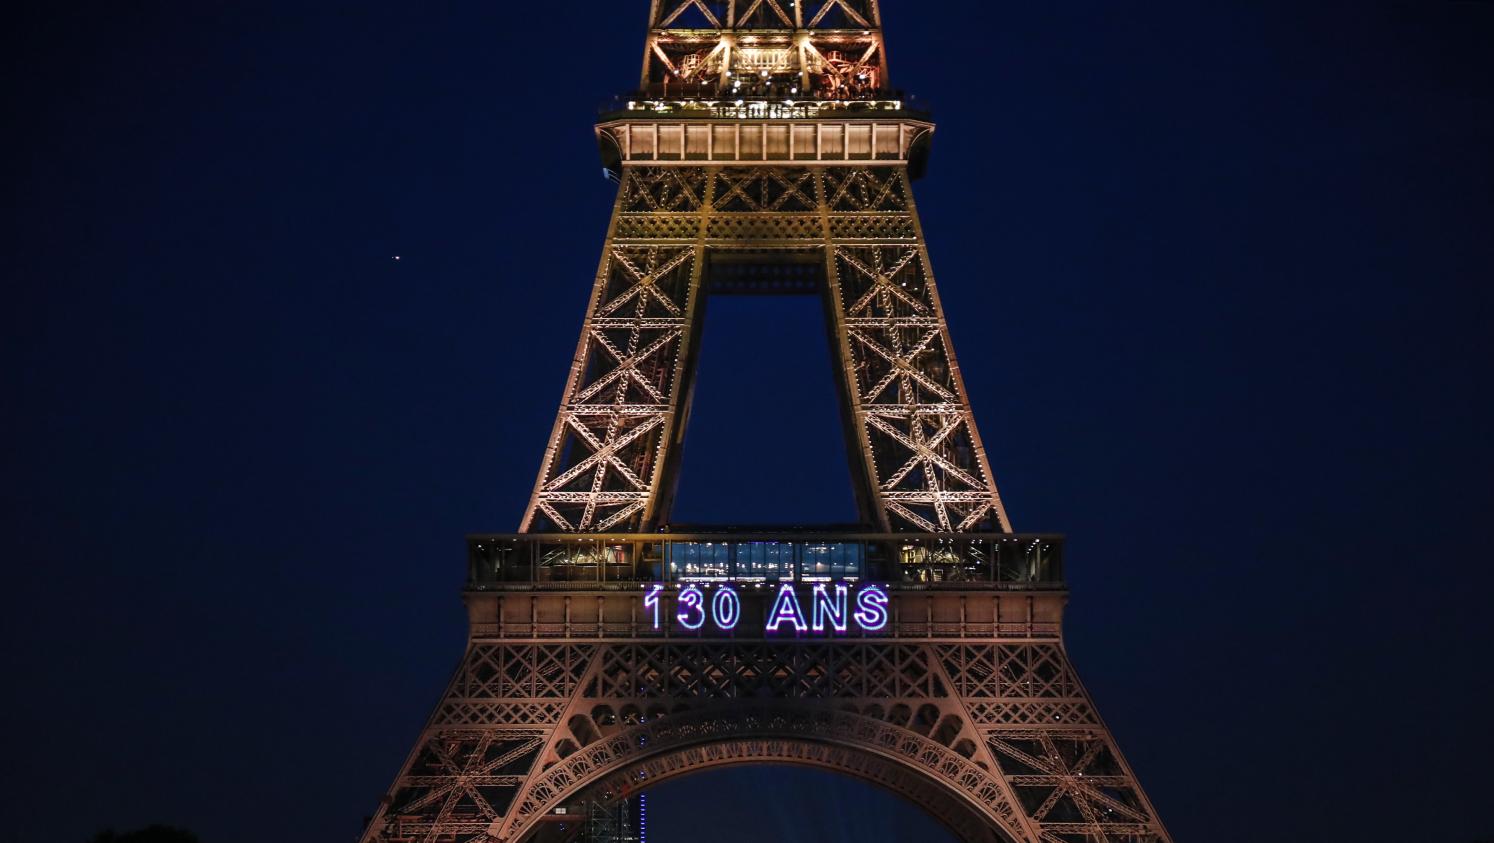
[853,585,889,632]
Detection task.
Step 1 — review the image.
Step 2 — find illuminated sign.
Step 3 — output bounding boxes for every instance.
[643,582,888,635]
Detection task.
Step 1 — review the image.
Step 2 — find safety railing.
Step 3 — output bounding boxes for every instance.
[599,95,926,121]
[467,531,1063,590]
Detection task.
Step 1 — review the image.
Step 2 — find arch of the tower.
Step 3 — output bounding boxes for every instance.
[500,706,1026,843]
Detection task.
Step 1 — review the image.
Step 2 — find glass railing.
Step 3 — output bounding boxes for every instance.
[467,532,1062,590]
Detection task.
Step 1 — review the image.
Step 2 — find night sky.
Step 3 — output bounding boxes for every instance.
[7,3,1493,842]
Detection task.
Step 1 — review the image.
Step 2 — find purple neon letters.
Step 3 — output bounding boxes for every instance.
[645,582,888,634]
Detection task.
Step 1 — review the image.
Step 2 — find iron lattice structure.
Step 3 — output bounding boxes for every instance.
[520,164,1010,534]
[520,0,1007,535]
[359,3,1169,842]
[359,602,1170,843]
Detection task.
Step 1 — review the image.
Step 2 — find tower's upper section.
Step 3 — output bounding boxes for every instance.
[599,1,931,176]
[639,0,890,101]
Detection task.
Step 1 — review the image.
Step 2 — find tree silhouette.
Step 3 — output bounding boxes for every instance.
[90,826,200,843]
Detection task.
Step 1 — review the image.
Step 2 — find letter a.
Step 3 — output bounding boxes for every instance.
[766,583,808,632]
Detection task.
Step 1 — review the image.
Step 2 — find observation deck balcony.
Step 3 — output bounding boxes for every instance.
[467,531,1063,592]
[595,93,935,175]
[599,93,927,123]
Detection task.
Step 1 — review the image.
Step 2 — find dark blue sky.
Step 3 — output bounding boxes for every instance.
[6,3,1492,842]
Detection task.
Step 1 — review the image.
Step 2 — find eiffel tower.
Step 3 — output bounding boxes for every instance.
[359,2,1170,841]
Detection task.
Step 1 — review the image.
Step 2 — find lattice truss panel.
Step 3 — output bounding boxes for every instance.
[642,1,889,97]
[987,733,1161,843]
[653,0,877,30]
[522,165,1008,533]
[361,641,1167,843]
[521,169,707,533]
[364,644,592,843]
[584,641,949,699]
[938,644,1168,843]
[833,242,1001,532]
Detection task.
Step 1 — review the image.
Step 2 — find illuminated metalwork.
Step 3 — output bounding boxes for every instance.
[359,589,1170,843]
[521,0,1001,535]
[519,162,1009,534]
[360,2,1169,841]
